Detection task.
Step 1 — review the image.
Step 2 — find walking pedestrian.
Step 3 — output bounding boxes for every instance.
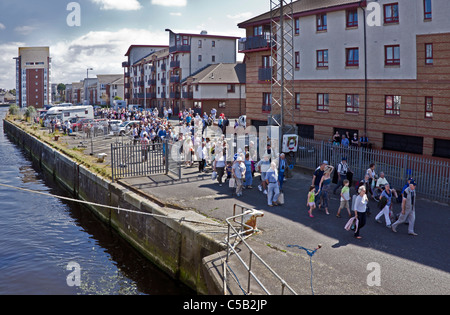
[278,153,287,190]
[232,156,246,197]
[312,161,327,206]
[375,183,394,228]
[333,157,351,194]
[318,165,334,215]
[214,148,226,186]
[244,152,253,189]
[354,185,368,239]
[266,162,280,207]
[336,179,351,218]
[391,181,418,236]
[307,185,319,218]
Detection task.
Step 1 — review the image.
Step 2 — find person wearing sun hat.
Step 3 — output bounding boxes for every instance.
[392,180,418,236]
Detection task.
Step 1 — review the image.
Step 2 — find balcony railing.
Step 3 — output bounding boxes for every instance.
[182,92,193,99]
[148,79,156,86]
[161,78,166,85]
[238,35,272,52]
[258,67,272,82]
[170,60,181,69]
[122,61,129,68]
[170,76,180,84]
[169,45,191,54]
[161,64,166,71]
[170,92,181,99]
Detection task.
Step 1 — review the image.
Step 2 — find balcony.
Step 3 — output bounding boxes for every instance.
[161,63,166,71]
[170,76,180,84]
[124,83,130,89]
[238,35,272,53]
[125,72,130,77]
[125,93,130,99]
[122,61,129,68]
[258,67,272,82]
[169,45,190,54]
[161,78,166,85]
[170,60,181,69]
[148,79,156,86]
[139,81,145,87]
[161,92,166,99]
[170,92,181,99]
[182,92,193,99]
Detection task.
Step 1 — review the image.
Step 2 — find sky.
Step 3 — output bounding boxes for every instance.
[0,0,269,90]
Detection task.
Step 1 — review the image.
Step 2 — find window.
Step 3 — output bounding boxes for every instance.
[295,93,300,109]
[253,25,263,36]
[295,52,300,69]
[212,55,216,63]
[212,40,216,47]
[425,43,433,65]
[385,45,400,65]
[384,3,399,24]
[317,93,329,112]
[198,55,202,62]
[219,101,226,108]
[346,9,358,27]
[317,14,327,31]
[385,95,401,115]
[198,40,202,48]
[295,18,300,35]
[346,48,359,66]
[424,0,432,20]
[262,93,271,112]
[346,94,360,113]
[425,97,433,118]
[317,50,328,68]
[227,84,235,93]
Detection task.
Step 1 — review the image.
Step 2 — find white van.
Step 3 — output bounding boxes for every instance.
[47,106,94,123]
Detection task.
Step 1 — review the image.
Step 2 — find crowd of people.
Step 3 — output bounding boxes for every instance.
[68,106,418,240]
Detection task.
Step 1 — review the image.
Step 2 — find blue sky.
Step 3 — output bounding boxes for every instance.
[0,0,268,89]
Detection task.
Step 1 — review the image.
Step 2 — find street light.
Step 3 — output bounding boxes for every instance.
[86,67,93,104]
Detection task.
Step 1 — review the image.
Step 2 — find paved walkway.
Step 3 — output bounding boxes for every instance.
[121,163,450,295]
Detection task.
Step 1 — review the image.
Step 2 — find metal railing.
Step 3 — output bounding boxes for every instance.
[222,204,297,295]
[297,138,450,204]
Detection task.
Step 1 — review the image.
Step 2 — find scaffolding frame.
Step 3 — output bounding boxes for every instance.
[270,0,296,135]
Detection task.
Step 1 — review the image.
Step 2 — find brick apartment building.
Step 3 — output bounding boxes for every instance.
[122,30,241,116]
[238,0,450,158]
[14,47,51,108]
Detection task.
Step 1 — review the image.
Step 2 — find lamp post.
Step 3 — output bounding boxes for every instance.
[86,67,93,104]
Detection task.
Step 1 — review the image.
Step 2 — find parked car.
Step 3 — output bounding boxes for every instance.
[113,120,141,136]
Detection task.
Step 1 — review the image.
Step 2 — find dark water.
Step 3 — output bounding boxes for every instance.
[0,108,194,295]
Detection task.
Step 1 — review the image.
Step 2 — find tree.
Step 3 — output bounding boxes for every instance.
[57,83,66,93]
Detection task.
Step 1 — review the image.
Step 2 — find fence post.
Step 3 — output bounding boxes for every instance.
[111,143,115,182]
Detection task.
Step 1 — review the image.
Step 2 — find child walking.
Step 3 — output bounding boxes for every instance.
[307,185,319,218]
[337,179,351,218]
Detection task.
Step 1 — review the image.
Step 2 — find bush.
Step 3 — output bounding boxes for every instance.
[8,104,20,116]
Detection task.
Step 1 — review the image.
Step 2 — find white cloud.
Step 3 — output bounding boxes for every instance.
[14,25,37,35]
[0,23,5,30]
[170,12,182,16]
[226,12,253,21]
[151,0,187,7]
[50,28,167,84]
[0,42,23,89]
[91,0,142,11]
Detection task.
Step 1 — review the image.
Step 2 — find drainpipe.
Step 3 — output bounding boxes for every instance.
[360,1,368,137]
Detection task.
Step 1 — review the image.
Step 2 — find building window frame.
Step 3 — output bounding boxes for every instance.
[346,94,360,113]
[316,14,327,31]
[346,48,359,67]
[385,45,400,66]
[295,51,300,70]
[262,92,271,113]
[425,96,433,118]
[384,3,399,24]
[425,43,433,65]
[317,49,329,68]
[385,95,401,116]
[317,93,329,112]
[346,9,358,28]
[295,93,300,109]
[424,0,432,20]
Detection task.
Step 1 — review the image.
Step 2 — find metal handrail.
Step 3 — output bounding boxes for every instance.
[222,204,297,295]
